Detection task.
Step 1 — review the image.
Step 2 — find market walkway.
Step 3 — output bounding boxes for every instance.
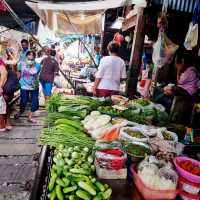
[0,105,46,200]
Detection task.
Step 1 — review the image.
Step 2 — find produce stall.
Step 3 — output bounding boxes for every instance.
[31,94,200,200]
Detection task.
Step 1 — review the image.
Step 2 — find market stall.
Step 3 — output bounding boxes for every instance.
[30,93,200,200]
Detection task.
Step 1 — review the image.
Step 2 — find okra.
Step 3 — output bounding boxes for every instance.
[76,190,92,200]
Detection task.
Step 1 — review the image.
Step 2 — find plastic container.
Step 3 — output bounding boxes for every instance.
[124,141,151,163]
[179,176,200,195]
[174,157,200,184]
[95,150,127,170]
[130,165,178,200]
[179,190,200,200]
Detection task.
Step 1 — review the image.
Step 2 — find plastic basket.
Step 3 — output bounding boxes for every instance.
[179,176,200,196]
[130,165,178,200]
[174,157,200,184]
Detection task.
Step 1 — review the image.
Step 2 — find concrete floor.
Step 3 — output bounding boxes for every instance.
[0,108,46,200]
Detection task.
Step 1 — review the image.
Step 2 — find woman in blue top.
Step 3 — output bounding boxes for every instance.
[15,51,41,123]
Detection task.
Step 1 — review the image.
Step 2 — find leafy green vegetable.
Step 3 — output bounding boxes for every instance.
[46,94,61,113]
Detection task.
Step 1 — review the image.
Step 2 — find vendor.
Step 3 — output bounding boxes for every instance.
[93,41,127,97]
[161,50,199,125]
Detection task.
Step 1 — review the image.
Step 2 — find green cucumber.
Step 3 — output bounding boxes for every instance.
[56,178,65,187]
[70,168,90,175]
[63,186,77,194]
[48,173,57,192]
[76,190,92,200]
[49,189,56,200]
[93,194,102,200]
[95,181,105,192]
[69,195,76,200]
[56,185,64,200]
[62,177,70,187]
[78,181,96,196]
[102,188,112,199]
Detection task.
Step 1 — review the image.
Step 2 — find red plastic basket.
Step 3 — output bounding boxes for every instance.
[130,165,179,200]
[179,176,200,200]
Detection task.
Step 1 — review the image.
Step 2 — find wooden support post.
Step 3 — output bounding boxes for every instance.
[125,7,145,99]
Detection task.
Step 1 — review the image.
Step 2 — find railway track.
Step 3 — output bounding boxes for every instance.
[0,92,46,200]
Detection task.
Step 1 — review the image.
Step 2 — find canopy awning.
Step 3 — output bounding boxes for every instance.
[0,0,39,33]
[37,0,147,11]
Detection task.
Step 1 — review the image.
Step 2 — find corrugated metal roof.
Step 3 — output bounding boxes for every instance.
[152,0,196,13]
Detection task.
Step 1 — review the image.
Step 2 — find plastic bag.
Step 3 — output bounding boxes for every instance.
[152,31,178,68]
[138,156,178,190]
[157,129,178,142]
[184,23,198,50]
[119,127,149,143]
[95,141,127,170]
[0,96,6,114]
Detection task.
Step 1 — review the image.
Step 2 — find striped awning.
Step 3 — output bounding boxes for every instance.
[152,0,197,13]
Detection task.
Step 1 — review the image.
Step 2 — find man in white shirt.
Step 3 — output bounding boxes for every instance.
[93,41,127,97]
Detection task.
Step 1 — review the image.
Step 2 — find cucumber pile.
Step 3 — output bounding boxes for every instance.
[48,145,112,200]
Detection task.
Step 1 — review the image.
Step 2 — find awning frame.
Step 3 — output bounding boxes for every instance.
[37,0,147,11]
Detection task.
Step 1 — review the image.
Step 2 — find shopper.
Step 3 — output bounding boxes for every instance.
[19,39,29,63]
[39,49,59,102]
[5,48,17,72]
[0,59,16,131]
[15,51,41,123]
[93,41,127,97]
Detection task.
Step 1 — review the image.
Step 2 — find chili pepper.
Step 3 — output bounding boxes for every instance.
[180,161,193,172]
[191,167,200,175]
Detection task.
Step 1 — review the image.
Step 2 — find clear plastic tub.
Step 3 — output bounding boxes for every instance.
[130,165,178,200]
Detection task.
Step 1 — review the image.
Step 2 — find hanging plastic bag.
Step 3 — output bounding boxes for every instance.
[0,96,6,114]
[184,0,200,50]
[184,23,199,50]
[152,31,178,68]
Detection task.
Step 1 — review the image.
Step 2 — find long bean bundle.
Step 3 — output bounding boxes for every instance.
[39,127,95,149]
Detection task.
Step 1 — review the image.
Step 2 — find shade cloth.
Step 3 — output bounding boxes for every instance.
[37,0,147,11]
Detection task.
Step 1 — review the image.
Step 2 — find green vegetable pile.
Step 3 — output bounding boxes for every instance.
[134,98,151,106]
[40,118,95,149]
[48,145,112,200]
[46,94,62,113]
[97,106,122,117]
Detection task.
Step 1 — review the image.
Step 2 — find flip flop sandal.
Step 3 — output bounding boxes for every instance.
[27,119,37,124]
[6,126,13,131]
[0,128,6,132]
